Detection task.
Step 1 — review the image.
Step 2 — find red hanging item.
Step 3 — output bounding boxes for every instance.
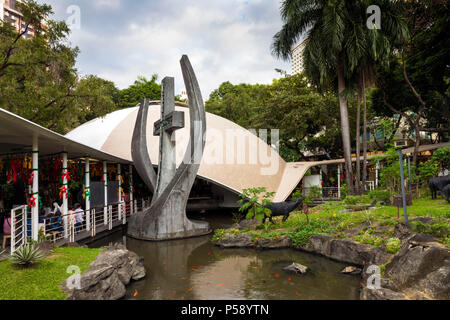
[61,170,71,183]
[59,186,69,200]
[28,172,34,185]
[28,196,37,208]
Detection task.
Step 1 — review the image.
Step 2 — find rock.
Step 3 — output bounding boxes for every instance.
[408,233,437,243]
[283,262,308,274]
[218,234,255,248]
[385,238,450,299]
[257,236,291,249]
[238,219,262,229]
[360,287,408,300]
[341,266,362,275]
[299,235,393,266]
[61,245,146,300]
[394,222,413,240]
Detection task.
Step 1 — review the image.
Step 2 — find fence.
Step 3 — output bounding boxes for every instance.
[9,197,151,255]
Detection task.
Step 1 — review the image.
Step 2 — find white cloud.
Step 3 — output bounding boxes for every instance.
[37,0,291,98]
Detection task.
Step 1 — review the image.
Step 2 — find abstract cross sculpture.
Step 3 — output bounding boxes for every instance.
[127,55,211,241]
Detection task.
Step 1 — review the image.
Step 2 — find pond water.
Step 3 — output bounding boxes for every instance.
[88,211,361,300]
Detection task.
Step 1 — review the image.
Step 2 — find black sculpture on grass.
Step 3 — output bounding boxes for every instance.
[442,184,450,204]
[429,175,450,200]
[263,197,306,224]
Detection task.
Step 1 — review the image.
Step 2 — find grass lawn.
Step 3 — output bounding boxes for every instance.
[0,247,102,300]
[213,197,450,251]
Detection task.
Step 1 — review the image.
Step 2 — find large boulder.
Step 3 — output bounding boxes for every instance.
[61,244,146,300]
[361,287,407,300]
[385,238,450,299]
[298,235,393,266]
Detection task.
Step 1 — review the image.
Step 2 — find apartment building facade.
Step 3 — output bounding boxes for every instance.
[0,0,34,38]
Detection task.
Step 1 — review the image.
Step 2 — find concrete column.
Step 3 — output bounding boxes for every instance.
[117,163,122,220]
[129,164,134,215]
[103,161,108,225]
[375,162,380,188]
[85,159,91,232]
[31,136,39,242]
[62,153,69,239]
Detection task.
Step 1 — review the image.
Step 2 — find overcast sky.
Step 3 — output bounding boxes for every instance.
[36,0,291,99]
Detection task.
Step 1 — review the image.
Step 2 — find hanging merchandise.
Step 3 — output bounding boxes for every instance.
[28,172,34,185]
[82,188,91,201]
[61,169,71,183]
[59,186,70,200]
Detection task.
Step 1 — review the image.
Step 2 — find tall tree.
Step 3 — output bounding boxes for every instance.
[0,0,118,134]
[117,75,161,109]
[272,0,408,193]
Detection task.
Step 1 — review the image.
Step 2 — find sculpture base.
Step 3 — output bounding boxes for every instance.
[127,210,211,241]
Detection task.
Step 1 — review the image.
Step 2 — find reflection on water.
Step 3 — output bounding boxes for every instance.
[89,211,360,300]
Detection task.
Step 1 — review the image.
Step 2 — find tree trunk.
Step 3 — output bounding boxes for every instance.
[362,72,368,193]
[355,87,362,195]
[337,61,354,193]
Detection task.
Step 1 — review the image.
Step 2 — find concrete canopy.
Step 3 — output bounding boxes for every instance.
[66,102,306,202]
[0,107,131,164]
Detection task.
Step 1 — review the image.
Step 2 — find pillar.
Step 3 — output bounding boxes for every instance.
[117,163,122,220]
[62,153,69,239]
[85,159,91,232]
[337,164,341,199]
[375,162,380,188]
[31,136,39,242]
[103,161,108,225]
[129,164,134,215]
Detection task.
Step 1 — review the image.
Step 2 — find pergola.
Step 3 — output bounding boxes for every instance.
[0,108,132,242]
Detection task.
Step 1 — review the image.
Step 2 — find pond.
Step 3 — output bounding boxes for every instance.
[88,211,361,300]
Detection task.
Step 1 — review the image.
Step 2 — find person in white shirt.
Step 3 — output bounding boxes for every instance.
[73,203,84,232]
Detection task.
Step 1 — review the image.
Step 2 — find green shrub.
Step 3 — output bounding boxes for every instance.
[412,221,449,238]
[211,229,226,243]
[340,184,350,199]
[238,187,274,221]
[10,244,44,266]
[288,220,333,246]
[368,189,391,203]
[308,186,322,199]
[385,238,402,254]
[354,232,385,247]
[343,195,371,205]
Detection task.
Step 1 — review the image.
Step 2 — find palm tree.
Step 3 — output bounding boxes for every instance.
[272,0,408,194]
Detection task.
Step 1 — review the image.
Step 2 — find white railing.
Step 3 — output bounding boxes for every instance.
[10,205,28,255]
[8,198,149,252]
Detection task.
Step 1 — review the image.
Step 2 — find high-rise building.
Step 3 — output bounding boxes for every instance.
[291,41,305,75]
[0,0,35,38]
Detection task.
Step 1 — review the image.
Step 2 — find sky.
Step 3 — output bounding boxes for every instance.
[36,0,292,99]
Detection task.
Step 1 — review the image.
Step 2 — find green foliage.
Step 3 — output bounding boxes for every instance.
[238,188,274,222]
[288,220,333,247]
[0,247,101,300]
[343,195,371,206]
[378,148,417,194]
[340,184,350,199]
[231,212,244,225]
[354,232,385,247]
[212,229,226,243]
[385,238,402,254]
[368,190,391,203]
[0,0,118,134]
[432,147,450,172]
[411,221,449,239]
[10,244,44,266]
[308,186,322,199]
[117,75,161,109]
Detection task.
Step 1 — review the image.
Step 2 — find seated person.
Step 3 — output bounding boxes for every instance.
[3,214,11,236]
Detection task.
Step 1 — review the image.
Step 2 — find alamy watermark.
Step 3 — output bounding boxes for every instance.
[366,265,382,290]
[367,5,381,30]
[66,5,81,30]
[66,265,81,290]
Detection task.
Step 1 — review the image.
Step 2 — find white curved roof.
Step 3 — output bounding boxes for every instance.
[66,104,306,201]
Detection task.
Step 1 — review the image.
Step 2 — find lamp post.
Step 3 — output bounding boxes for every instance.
[398,149,409,223]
